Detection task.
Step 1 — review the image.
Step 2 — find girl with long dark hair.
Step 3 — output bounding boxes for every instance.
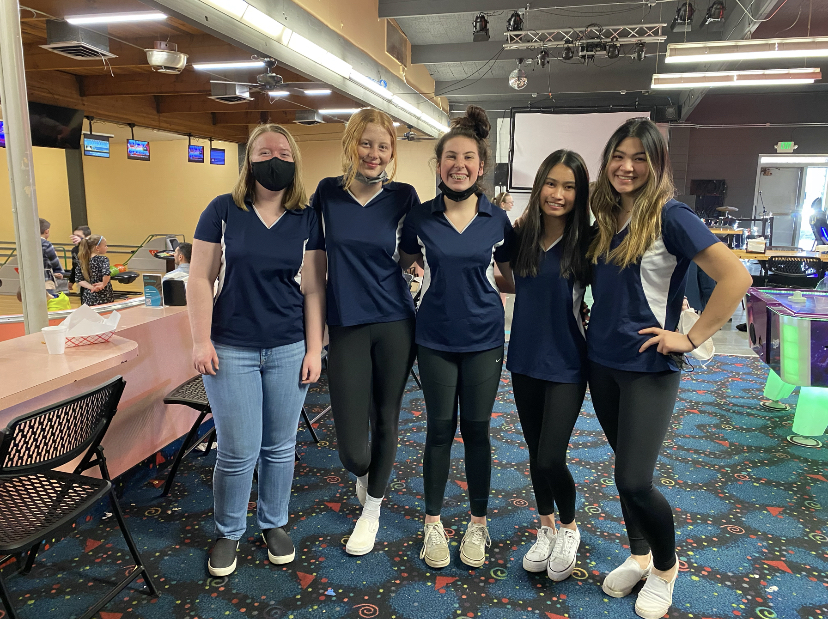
[399,106,514,569]
[507,150,591,581]
[587,118,750,618]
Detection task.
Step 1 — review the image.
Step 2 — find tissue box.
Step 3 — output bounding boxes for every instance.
[746,238,766,253]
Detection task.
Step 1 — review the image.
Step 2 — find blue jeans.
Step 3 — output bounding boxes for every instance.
[203,340,308,540]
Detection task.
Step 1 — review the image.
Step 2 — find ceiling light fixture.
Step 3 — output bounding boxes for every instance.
[288,33,352,77]
[421,114,450,133]
[391,95,424,119]
[506,10,524,33]
[670,2,695,32]
[302,89,332,95]
[200,0,248,19]
[192,61,266,70]
[635,41,647,61]
[606,37,620,59]
[319,108,363,115]
[473,13,490,42]
[508,59,528,90]
[268,91,290,97]
[65,11,167,25]
[651,68,821,89]
[760,156,828,164]
[537,49,550,68]
[349,70,394,100]
[665,36,828,63]
[561,44,574,61]
[700,0,726,28]
[241,5,292,43]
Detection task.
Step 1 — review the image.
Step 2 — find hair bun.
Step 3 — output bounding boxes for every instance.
[452,105,490,140]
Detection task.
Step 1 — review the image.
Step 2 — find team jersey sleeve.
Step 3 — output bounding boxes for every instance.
[399,206,421,255]
[494,213,514,263]
[306,205,325,251]
[194,196,226,244]
[662,202,720,260]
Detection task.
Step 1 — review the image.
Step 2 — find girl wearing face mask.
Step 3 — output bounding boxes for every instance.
[311,108,420,556]
[189,124,327,577]
[399,105,514,569]
[587,118,750,618]
[507,150,592,581]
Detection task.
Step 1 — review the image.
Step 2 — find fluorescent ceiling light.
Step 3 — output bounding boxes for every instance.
[302,89,332,95]
[288,33,352,77]
[242,5,292,45]
[199,0,248,19]
[666,37,828,63]
[65,11,167,25]
[349,70,394,100]
[393,122,401,127]
[319,108,362,115]
[268,91,290,97]
[760,156,828,164]
[651,68,821,89]
[421,114,450,133]
[391,95,424,119]
[192,61,265,71]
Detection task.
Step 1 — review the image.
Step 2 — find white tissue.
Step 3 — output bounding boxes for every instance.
[59,304,121,336]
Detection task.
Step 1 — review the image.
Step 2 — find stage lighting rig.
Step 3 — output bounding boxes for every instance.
[635,41,647,61]
[506,10,524,32]
[670,2,695,32]
[700,1,726,29]
[473,13,490,42]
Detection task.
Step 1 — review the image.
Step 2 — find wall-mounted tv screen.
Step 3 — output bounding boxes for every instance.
[0,121,5,148]
[127,139,150,161]
[188,144,204,163]
[28,102,83,150]
[83,135,110,158]
[210,148,225,165]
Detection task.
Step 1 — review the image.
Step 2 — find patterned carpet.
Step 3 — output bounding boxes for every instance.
[2,355,827,619]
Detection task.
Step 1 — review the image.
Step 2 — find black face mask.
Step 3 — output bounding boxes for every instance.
[251,156,295,192]
[439,180,477,202]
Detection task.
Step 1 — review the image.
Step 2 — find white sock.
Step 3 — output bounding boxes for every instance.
[361,494,383,521]
[357,474,369,489]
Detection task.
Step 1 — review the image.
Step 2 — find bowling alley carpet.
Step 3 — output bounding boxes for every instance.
[1,355,827,619]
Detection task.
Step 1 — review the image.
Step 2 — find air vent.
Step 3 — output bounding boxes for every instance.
[209,82,253,104]
[293,111,325,126]
[40,20,115,60]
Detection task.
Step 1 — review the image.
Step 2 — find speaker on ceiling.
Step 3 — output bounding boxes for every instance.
[653,105,681,122]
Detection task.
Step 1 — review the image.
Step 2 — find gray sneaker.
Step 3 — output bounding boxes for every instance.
[208,538,239,577]
[459,522,491,568]
[420,521,450,568]
[602,555,653,598]
[262,528,295,565]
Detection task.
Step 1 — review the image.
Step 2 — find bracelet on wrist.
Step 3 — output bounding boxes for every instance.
[686,333,699,350]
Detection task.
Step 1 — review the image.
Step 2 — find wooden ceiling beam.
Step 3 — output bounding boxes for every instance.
[155,91,356,114]
[211,111,297,125]
[77,69,213,96]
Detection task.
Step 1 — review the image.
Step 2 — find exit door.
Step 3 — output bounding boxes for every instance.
[756,167,802,247]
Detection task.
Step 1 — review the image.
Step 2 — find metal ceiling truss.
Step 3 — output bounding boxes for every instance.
[503,23,667,51]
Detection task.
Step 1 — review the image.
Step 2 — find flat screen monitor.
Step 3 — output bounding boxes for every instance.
[127,139,150,161]
[83,135,110,158]
[188,144,204,163]
[0,121,5,148]
[28,102,83,150]
[210,148,225,165]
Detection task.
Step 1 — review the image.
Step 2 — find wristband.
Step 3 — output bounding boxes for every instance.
[686,333,699,350]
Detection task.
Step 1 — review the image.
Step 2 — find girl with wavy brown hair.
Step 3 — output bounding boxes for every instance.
[586,118,750,618]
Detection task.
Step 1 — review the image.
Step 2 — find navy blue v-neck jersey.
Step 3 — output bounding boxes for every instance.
[588,199,719,373]
[312,176,419,327]
[194,193,324,349]
[506,238,586,383]
[400,194,513,353]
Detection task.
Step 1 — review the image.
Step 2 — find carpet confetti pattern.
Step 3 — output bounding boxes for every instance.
[1,355,827,619]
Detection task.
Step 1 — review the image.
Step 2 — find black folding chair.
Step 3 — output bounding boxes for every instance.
[0,377,157,619]
[161,375,320,497]
[766,256,824,289]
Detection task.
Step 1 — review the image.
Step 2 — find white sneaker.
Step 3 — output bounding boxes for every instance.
[459,522,491,568]
[345,516,379,556]
[546,527,580,581]
[602,555,653,598]
[635,570,677,619]
[420,521,450,568]
[356,477,368,506]
[522,526,557,572]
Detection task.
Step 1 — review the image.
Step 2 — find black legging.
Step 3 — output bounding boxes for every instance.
[588,360,681,571]
[418,344,503,518]
[511,373,586,524]
[328,318,416,499]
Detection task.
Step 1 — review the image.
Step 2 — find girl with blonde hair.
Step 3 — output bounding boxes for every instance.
[311,108,420,556]
[586,118,750,618]
[75,235,114,306]
[189,123,327,577]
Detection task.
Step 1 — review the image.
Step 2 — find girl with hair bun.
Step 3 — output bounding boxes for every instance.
[587,118,750,618]
[312,108,420,557]
[399,105,514,570]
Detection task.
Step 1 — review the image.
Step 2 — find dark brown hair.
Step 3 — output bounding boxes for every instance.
[434,105,491,194]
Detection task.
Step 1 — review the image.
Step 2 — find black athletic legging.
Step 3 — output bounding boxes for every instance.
[327,318,416,499]
[511,373,586,524]
[418,344,504,518]
[588,360,682,572]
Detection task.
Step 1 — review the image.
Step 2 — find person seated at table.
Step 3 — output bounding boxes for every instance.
[163,242,192,282]
[75,235,114,306]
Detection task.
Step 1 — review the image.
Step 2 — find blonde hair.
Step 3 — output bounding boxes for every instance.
[78,235,104,281]
[494,192,512,205]
[232,124,307,211]
[341,108,397,191]
[588,118,675,268]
